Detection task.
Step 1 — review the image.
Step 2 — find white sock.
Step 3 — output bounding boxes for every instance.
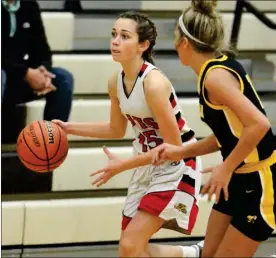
[197,240,204,248]
[178,245,200,258]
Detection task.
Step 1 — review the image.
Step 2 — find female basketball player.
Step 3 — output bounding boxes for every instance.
[152,0,276,257]
[53,11,204,257]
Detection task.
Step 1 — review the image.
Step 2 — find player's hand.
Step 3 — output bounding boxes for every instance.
[90,146,124,187]
[152,143,184,166]
[200,163,232,204]
[51,119,69,133]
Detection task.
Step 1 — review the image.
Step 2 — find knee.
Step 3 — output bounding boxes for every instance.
[51,67,74,94]
[119,236,142,257]
[202,248,216,258]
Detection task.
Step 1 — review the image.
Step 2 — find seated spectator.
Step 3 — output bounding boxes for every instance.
[2,0,74,130]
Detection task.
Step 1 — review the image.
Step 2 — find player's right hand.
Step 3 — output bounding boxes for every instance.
[90,146,124,187]
[152,143,184,166]
[51,119,68,133]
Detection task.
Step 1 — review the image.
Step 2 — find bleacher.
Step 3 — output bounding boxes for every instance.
[2,0,276,256]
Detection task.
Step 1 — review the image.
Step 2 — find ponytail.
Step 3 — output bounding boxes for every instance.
[143,48,155,65]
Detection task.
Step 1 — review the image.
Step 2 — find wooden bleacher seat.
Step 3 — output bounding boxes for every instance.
[42,12,74,51]
[2,202,25,246]
[52,55,120,94]
[2,196,214,245]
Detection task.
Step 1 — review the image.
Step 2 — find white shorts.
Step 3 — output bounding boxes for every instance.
[122,151,202,234]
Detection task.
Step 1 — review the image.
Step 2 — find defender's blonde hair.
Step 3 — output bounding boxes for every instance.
[178,0,236,56]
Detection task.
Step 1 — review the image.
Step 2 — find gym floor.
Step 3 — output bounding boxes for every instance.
[2,237,275,257]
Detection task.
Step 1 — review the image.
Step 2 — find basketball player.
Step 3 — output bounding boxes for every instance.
[152,0,276,257]
[53,11,204,257]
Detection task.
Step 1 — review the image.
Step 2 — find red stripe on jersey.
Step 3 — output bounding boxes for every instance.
[177,117,185,130]
[175,111,186,131]
[171,98,177,108]
[184,158,196,170]
[169,93,177,108]
[141,63,148,72]
[138,63,149,77]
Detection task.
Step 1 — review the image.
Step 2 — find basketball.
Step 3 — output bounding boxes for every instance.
[16,120,69,173]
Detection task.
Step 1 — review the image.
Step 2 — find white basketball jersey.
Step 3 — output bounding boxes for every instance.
[117,61,195,154]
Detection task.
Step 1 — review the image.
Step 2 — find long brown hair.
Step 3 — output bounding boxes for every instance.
[117,11,158,64]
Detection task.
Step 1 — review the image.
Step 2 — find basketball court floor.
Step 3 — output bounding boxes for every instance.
[2,237,275,257]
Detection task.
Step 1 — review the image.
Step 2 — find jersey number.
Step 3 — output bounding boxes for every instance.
[138,130,163,152]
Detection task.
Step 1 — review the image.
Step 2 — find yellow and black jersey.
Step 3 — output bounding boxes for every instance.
[198,55,275,172]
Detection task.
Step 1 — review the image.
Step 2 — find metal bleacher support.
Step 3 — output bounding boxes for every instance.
[2,0,276,255]
[230,0,276,49]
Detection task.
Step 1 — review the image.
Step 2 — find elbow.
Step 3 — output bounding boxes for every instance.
[111,130,126,139]
[257,117,271,136]
[112,132,125,139]
[109,123,126,139]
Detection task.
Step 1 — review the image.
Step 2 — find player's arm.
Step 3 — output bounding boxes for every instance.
[205,68,271,172]
[153,122,219,164]
[119,70,183,170]
[64,72,128,139]
[174,134,220,159]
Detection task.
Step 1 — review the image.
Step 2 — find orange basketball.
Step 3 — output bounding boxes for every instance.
[16,120,69,173]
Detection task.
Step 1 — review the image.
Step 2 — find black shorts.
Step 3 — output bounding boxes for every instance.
[213,162,276,242]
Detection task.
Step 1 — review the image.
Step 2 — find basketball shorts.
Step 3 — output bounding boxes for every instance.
[121,154,202,234]
[213,162,276,241]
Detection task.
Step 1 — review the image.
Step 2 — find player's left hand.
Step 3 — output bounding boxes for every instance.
[90,146,124,187]
[200,163,232,204]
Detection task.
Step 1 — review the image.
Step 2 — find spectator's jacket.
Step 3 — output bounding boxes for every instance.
[2,0,52,82]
